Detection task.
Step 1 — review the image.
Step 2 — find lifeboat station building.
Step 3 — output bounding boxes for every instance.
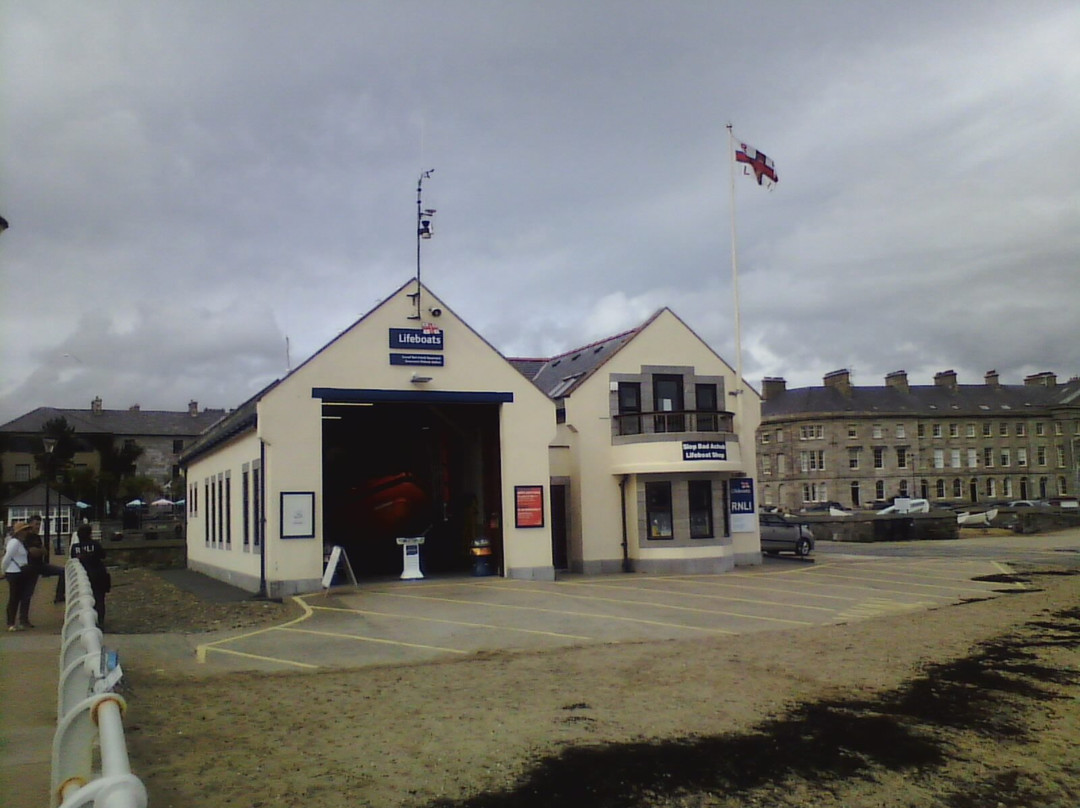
[181,281,762,596]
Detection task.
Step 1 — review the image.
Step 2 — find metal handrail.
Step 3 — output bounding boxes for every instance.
[52,560,147,808]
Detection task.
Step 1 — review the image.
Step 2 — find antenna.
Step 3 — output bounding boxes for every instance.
[413,169,435,320]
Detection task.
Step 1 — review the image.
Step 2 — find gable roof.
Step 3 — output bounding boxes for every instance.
[0,406,227,438]
[2,482,77,509]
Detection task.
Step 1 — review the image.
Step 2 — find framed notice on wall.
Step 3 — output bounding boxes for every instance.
[514,485,545,528]
[281,491,315,539]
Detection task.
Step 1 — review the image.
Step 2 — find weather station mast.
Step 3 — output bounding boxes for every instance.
[409,169,436,320]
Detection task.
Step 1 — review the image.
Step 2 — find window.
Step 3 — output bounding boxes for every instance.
[617,382,642,435]
[999,422,1009,437]
[761,432,771,444]
[645,482,673,539]
[897,447,908,468]
[875,480,885,500]
[653,375,684,433]
[847,424,858,439]
[873,447,885,469]
[800,424,824,440]
[803,482,828,503]
[920,479,929,499]
[953,478,963,497]
[932,424,942,438]
[848,448,860,469]
[1037,446,1047,466]
[1054,422,1063,436]
[1035,422,1045,437]
[949,423,959,438]
[1000,449,1011,467]
[899,479,909,496]
[762,455,773,474]
[800,450,825,472]
[776,429,785,442]
[872,424,883,439]
[982,422,992,437]
[967,449,978,468]
[949,449,960,468]
[688,481,713,539]
[966,424,976,438]
[1003,477,1013,497]
[1017,448,1028,467]
[173,439,184,453]
[896,424,906,439]
[1016,423,1026,437]
[695,384,719,431]
[15,464,31,482]
[242,469,251,548]
[252,462,262,550]
[936,479,946,498]
[917,423,926,439]
[217,475,224,547]
[224,473,232,546]
[933,449,945,469]
[1058,476,1068,495]
[983,447,994,468]
[1057,446,1066,468]
[776,454,786,474]
[986,478,996,498]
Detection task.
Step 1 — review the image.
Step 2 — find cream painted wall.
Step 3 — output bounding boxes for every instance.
[185,431,263,585]
[563,309,762,567]
[188,281,556,592]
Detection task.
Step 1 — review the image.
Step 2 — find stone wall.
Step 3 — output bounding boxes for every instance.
[800,512,959,543]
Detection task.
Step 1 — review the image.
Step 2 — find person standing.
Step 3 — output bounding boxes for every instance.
[3,522,34,630]
[70,524,109,628]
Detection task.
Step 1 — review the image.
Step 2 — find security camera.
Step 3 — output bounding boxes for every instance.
[428,307,442,317]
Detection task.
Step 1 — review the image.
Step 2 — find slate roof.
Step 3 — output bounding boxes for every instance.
[510,324,646,399]
[2,482,77,510]
[179,380,279,465]
[762,378,1080,420]
[0,406,227,438]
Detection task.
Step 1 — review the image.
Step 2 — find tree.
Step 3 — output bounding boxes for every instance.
[34,416,77,479]
[87,434,145,515]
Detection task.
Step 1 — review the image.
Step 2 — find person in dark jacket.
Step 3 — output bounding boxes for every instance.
[69,524,109,628]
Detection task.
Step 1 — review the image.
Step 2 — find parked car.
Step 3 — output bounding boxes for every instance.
[759,512,814,557]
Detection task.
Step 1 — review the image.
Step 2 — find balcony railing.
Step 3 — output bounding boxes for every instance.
[614,409,734,437]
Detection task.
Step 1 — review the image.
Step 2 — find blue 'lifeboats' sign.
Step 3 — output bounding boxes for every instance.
[730,477,755,514]
[682,440,727,461]
[389,327,444,351]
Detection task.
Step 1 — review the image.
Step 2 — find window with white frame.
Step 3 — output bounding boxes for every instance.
[847,424,858,439]
[1003,477,1013,497]
[800,450,825,472]
[1037,446,1047,466]
[776,429,785,442]
[967,449,978,468]
[1057,446,1066,468]
[15,464,30,482]
[953,478,963,497]
[873,447,885,469]
[949,423,959,438]
[872,424,883,439]
[1058,476,1068,495]
[1000,448,1011,467]
[799,424,824,440]
[762,454,772,474]
[1054,422,1062,436]
[875,480,885,500]
[950,449,961,468]
[1035,422,1045,436]
[918,423,926,439]
[966,423,976,438]
[760,432,771,444]
[848,448,860,469]
[1016,423,1026,437]
[1017,447,1028,467]
[933,449,945,469]
[899,479,909,496]
[932,424,942,438]
[802,482,828,503]
[896,424,906,439]
[982,422,992,437]
[897,447,908,468]
[935,479,946,498]
[999,422,1009,436]
[983,447,994,468]
[986,478,997,498]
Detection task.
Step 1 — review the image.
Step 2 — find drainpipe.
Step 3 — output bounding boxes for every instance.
[620,474,632,573]
[257,437,268,599]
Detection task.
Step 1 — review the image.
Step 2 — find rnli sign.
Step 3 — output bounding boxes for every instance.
[682,440,727,461]
[389,326,444,351]
[729,477,756,533]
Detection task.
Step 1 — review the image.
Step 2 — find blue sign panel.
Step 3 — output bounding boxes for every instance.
[682,440,727,461]
[390,353,445,367]
[730,477,755,514]
[389,327,444,351]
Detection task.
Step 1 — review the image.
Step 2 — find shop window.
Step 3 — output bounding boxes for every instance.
[688,480,713,539]
[617,382,642,435]
[645,482,673,539]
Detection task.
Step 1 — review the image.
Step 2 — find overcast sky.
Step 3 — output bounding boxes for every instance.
[2,1,1078,425]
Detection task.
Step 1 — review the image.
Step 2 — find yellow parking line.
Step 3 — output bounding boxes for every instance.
[505,579,836,614]
[199,644,318,669]
[373,588,811,627]
[279,626,468,655]
[661,572,864,603]
[312,603,594,641]
[196,595,314,664]
[798,568,995,595]
[991,561,1027,589]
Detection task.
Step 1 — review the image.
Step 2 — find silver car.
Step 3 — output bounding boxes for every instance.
[759,513,814,557]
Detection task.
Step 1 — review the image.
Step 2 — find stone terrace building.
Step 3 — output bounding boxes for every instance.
[757,369,1080,512]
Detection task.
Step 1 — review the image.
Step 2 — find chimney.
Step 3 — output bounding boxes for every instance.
[188,400,199,416]
[823,368,852,396]
[934,369,958,390]
[91,396,103,415]
[761,377,787,401]
[129,403,140,412]
[1024,371,1057,387]
[885,370,909,394]
[984,370,1000,388]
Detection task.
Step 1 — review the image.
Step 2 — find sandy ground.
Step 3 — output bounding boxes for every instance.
[111,565,1080,808]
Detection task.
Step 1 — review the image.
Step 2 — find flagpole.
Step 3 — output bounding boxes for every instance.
[726,124,744,413]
